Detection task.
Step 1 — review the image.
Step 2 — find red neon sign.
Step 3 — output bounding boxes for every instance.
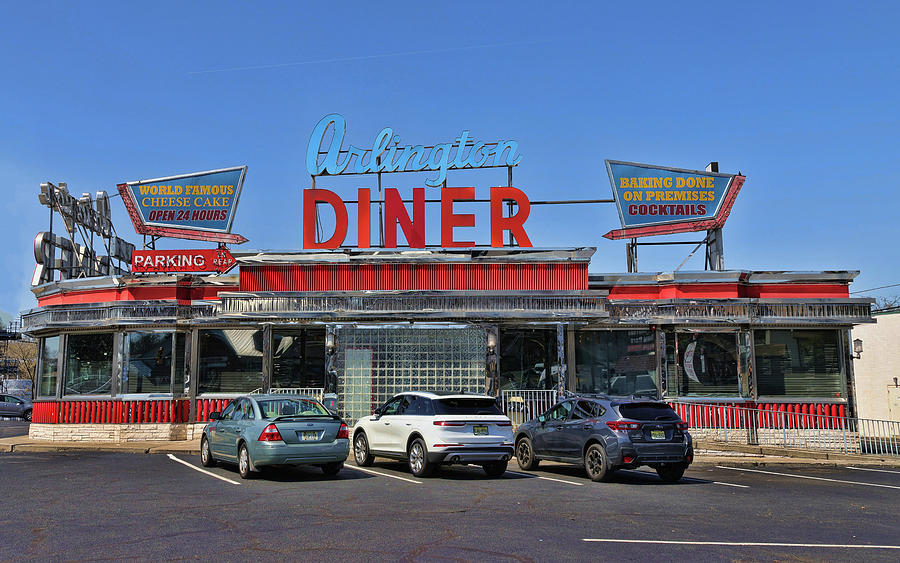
[131,248,236,273]
[302,187,531,249]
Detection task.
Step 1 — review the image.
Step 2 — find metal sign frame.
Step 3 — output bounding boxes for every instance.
[602,160,745,240]
[117,166,248,244]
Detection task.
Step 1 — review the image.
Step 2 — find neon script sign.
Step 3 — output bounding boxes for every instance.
[306,113,523,187]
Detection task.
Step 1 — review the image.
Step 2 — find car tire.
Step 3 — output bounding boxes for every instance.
[23,410,32,422]
[482,460,508,477]
[238,443,254,479]
[515,437,539,470]
[407,438,434,477]
[200,436,216,467]
[321,461,343,477]
[656,462,687,483]
[584,443,615,482]
[354,432,374,467]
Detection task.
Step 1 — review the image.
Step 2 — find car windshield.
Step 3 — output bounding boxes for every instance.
[617,403,680,421]
[257,398,330,419]
[433,398,502,415]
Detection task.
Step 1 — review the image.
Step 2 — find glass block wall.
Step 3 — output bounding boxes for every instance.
[336,326,487,423]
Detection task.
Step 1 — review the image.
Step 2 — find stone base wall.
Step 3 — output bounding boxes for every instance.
[29,423,207,442]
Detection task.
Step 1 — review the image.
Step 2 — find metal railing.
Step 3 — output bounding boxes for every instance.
[267,387,325,401]
[500,389,559,429]
[671,402,900,456]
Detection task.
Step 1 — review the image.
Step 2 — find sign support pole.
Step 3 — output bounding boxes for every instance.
[704,162,724,270]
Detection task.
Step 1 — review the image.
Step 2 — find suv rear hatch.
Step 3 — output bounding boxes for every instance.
[432,397,512,445]
[615,402,685,443]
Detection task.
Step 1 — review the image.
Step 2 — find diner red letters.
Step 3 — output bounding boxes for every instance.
[490,186,532,247]
[385,188,425,248]
[357,188,371,248]
[303,189,348,249]
[440,187,475,247]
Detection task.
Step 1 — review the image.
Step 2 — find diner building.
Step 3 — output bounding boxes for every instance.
[23,246,874,440]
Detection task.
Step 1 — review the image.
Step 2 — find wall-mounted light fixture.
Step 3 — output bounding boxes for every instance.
[326,330,336,354]
[487,331,497,352]
[853,338,863,359]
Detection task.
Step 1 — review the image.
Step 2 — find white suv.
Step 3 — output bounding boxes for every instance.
[352,391,515,477]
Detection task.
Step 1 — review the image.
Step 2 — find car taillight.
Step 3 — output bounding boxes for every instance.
[675,422,689,430]
[433,421,466,426]
[258,423,283,442]
[336,423,349,439]
[606,421,642,431]
[496,422,512,427]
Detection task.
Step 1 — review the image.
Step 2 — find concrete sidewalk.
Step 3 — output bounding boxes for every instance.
[2,434,899,467]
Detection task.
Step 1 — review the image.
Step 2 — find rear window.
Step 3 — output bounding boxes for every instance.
[433,398,502,415]
[617,403,679,421]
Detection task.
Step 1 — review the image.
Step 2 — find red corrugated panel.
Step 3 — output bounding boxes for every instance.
[238,262,588,292]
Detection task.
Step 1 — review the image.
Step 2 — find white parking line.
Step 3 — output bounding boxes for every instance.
[581,539,900,550]
[167,454,241,485]
[620,469,749,488]
[847,466,900,475]
[717,466,900,490]
[343,464,422,484]
[505,470,584,486]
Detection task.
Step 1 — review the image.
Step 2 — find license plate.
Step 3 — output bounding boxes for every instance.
[473,425,488,435]
[301,431,318,441]
[650,429,665,440]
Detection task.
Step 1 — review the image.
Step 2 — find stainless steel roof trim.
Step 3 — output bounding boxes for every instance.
[589,270,860,286]
[233,247,596,265]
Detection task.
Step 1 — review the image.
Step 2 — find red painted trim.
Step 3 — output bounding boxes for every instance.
[238,262,589,292]
[609,282,849,300]
[36,283,239,307]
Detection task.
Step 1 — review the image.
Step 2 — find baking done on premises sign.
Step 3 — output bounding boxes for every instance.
[117,166,248,244]
[603,160,746,240]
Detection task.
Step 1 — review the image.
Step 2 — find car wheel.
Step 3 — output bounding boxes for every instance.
[200,436,216,467]
[24,410,32,422]
[321,461,343,477]
[354,432,374,467]
[584,443,615,482]
[407,438,434,477]
[515,437,539,470]
[482,460,508,477]
[238,443,254,479]
[656,462,687,483]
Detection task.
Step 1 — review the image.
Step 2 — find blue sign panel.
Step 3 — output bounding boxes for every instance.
[606,160,735,228]
[121,166,246,233]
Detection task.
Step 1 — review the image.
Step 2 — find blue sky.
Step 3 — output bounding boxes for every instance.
[2,1,898,317]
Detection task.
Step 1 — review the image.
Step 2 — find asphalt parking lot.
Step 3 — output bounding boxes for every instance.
[1,443,898,562]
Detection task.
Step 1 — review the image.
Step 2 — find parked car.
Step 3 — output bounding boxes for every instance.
[514,395,693,483]
[352,391,515,477]
[200,394,350,479]
[0,394,32,421]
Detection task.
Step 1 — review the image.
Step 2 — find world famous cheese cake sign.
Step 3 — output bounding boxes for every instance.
[117,166,248,244]
[603,160,746,239]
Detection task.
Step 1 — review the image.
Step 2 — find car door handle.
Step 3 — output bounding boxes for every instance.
[384,422,390,426]
[582,424,592,430]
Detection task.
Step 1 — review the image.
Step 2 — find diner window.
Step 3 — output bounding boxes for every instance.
[38,336,60,397]
[665,331,739,397]
[124,332,173,394]
[575,330,658,397]
[498,329,562,390]
[173,333,187,395]
[754,329,844,398]
[271,329,326,390]
[198,329,263,394]
[64,333,114,396]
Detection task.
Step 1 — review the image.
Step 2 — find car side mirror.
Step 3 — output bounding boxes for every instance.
[538,415,546,424]
[209,412,221,421]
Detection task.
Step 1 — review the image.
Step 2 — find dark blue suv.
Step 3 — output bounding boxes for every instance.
[514,395,693,483]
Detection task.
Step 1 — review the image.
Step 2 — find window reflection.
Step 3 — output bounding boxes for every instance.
[198,329,263,394]
[272,329,326,390]
[666,331,738,397]
[39,336,60,397]
[64,333,114,395]
[754,329,843,397]
[575,330,657,397]
[498,329,560,390]
[124,332,172,394]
